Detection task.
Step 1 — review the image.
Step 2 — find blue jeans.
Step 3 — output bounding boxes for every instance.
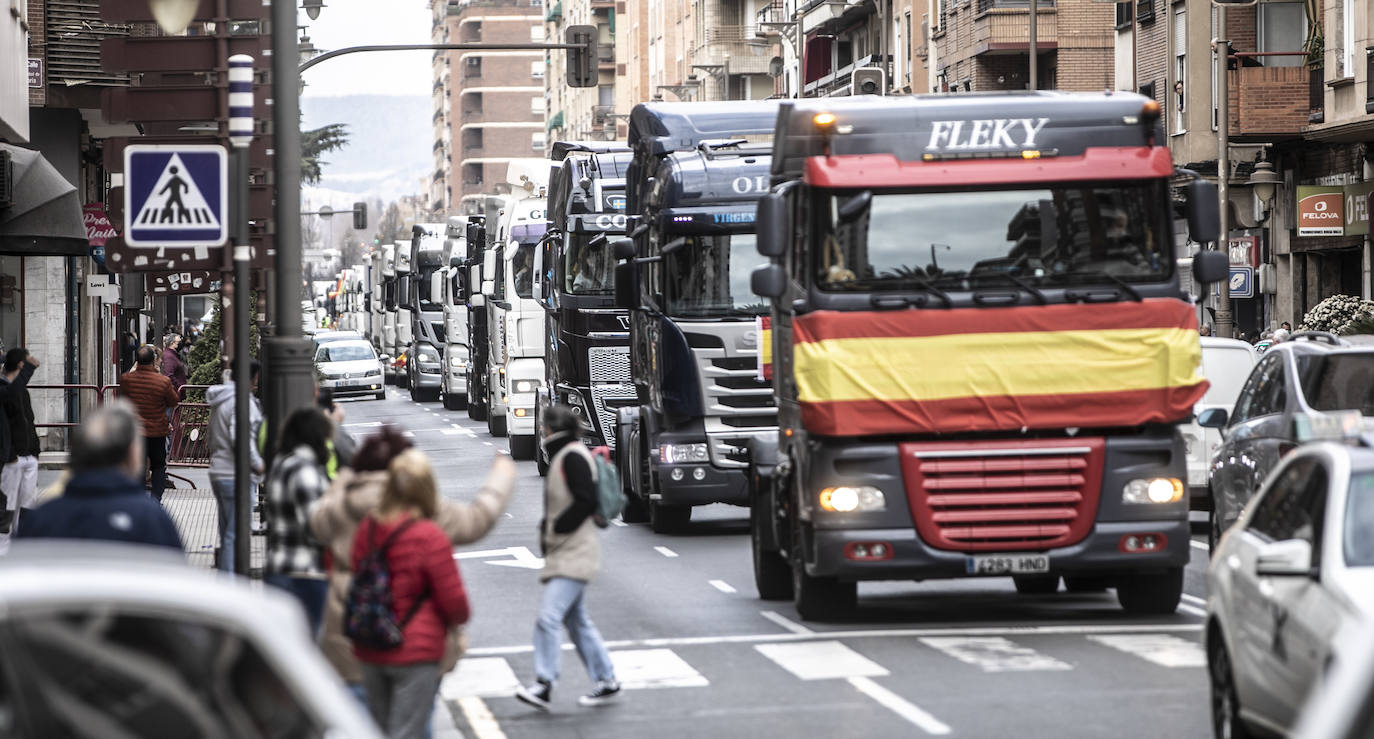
[533,577,616,685]
[266,575,328,638]
[210,478,254,574]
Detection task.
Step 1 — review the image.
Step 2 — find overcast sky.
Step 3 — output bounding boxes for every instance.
[298,0,432,98]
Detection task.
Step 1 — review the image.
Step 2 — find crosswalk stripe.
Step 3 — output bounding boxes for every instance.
[920,636,1072,672]
[756,640,889,680]
[848,676,952,735]
[610,648,709,689]
[441,657,521,699]
[1086,634,1207,668]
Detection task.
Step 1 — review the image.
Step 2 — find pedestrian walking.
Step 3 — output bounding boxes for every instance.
[264,406,334,635]
[162,334,188,392]
[515,405,621,711]
[0,349,37,550]
[207,358,264,573]
[119,345,180,502]
[1,350,40,533]
[350,449,471,739]
[16,402,183,551]
[311,425,517,699]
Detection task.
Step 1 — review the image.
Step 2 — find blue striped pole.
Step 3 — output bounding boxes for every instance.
[228,53,254,575]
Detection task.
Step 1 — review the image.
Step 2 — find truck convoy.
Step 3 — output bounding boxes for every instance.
[440,217,470,411]
[462,215,492,421]
[614,101,782,532]
[744,93,1227,620]
[404,223,448,401]
[393,242,414,389]
[378,244,399,384]
[534,143,634,476]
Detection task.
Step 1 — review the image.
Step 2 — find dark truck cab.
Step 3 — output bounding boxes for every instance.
[614,101,781,533]
[534,145,635,475]
[746,93,1229,620]
[459,216,492,422]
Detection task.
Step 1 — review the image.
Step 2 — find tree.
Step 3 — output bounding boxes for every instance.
[301,122,348,185]
[375,201,407,245]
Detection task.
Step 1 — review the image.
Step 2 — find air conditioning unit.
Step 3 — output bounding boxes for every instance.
[852,66,886,95]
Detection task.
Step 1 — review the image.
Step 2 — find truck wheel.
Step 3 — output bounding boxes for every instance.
[409,384,422,402]
[469,402,486,421]
[443,392,465,411]
[1117,567,1184,615]
[621,495,648,523]
[509,435,536,460]
[536,447,549,477]
[488,412,507,437]
[649,501,690,534]
[752,504,791,600]
[1013,575,1060,595]
[1063,576,1110,593]
[374,390,386,401]
[792,565,856,622]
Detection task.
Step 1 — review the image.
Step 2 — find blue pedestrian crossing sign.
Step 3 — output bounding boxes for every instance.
[123,145,228,247]
[1229,266,1255,299]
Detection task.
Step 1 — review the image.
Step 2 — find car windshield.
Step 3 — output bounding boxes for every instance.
[662,232,769,318]
[814,182,1170,292]
[317,343,375,362]
[1297,354,1374,414]
[566,233,616,295]
[1345,472,1374,566]
[1201,346,1256,406]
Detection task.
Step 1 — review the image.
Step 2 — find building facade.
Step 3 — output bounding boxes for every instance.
[930,0,1113,93]
[544,0,619,144]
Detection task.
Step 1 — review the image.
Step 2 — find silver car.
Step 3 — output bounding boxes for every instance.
[316,339,386,400]
[1206,441,1374,738]
[0,543,382,738]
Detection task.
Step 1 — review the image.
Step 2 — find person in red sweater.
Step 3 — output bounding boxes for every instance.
[351,449,469,739]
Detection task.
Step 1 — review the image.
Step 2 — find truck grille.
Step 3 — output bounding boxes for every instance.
[589,346,631,382]
[588,346,634,448]
[899,439,1104,553]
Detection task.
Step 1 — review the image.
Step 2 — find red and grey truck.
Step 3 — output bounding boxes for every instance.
[746,92,1228,620]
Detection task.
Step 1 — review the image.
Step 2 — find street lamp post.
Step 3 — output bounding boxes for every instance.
[228,54,254,574]
[1214,14,1233,338]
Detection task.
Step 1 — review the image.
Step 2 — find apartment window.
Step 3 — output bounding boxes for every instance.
[935,0,945,32]
[531,61,545,79]
[530,26,543,42]
[1135,0,1154,25]
[1257,2,1304,67]
[1172,5,1186,133]
[531,96,546,114]
[1339,0,1353,77]
[904,12,913,84]
[465,57,482,77]
[1115,2,1132,30]
[894,18,904,89]
[532,132,546,151]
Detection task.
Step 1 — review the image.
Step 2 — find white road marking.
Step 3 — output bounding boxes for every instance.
[1178,604,1208,619]
[1181,593,1207,607]
[920,636,1072,672]
[1087,634,1207,668]
[848,676,952,735]
[654,546,679,558]
[483,441,493,446]
[755,640,889,680]
[709,580,736,594]
[610,518,627,527]
[610,648,710,689]
[465,622,1204,657]
[453,546,544,569]
[440,429,466,436]
[760,610,814,635]
[1190,539,1210,552]
[431,700,464,739]
[342,421,381,429]
[456,697,508,739]
[403,431,415,438]
[441,657,521,699]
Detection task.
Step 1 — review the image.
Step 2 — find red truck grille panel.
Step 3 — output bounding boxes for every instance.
[900,439,1105,552]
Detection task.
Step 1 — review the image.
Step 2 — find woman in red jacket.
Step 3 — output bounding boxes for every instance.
[352,449,470,739]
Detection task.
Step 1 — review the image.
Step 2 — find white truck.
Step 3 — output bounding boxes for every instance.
[394,241,414,390]
[379,244,399,384]
[440,217,470,411]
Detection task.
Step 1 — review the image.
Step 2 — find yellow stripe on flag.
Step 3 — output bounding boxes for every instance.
[794,327,1202,404]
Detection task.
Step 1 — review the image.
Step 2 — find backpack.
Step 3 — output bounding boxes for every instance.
[590,449,624,527]
[344,517,426,650]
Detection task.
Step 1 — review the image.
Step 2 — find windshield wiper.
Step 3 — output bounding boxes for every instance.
[1056,270,1143,302]
[968,270,1047,305]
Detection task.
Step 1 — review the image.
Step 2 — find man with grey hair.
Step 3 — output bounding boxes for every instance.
[16,402,183,551]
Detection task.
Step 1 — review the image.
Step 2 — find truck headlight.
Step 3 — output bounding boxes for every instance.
[416,351,436,363]
[660,443,708,464]
[449,356,466,369]
[1123,478,1184,504]
[819,486,886,513]
[512,380,539,393]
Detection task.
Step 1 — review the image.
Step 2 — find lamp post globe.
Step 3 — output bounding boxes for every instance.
[1246,159,1281,205]
[302,0,326,20]
[148,0,199,34]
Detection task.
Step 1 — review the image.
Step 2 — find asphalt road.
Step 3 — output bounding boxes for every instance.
[341,388,1214,739]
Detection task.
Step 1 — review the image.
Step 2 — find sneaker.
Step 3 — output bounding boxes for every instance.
[515,680,552,712]
[577,681,621,707]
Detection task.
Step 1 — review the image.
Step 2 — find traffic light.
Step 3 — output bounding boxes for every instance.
[353,201,367,230]
[565,25,597,88]
[853,67,886,95]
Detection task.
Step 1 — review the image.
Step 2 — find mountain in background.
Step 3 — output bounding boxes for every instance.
[301,94,430,206]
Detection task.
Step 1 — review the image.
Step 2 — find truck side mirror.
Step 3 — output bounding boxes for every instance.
[1186,180,1221,244]
[430,272,444,306]
[481,251,497,293]
[756,193,788,258]
[614,262,638,309]
[751,263,787,298]
[1193,250,1229,285]
[532,243,545,301]
[613,238,636,261]
[470,293,486,308]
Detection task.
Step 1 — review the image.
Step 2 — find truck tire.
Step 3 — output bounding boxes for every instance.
[488,412,507,437]
[374,390,386,401]
[469,402,486,421]
[1116,567,1184,615]
[649,501,690,534]
[752,503,791,600]
[443,391,466,411]
[1013,575,1060,595]
[409,383,422,402]
[509,435,536,460]
[792,565,856,622]
[536,447,549,477]
[621,495,648,523]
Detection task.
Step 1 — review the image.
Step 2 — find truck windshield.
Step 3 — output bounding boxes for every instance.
[566,233,616,295]
[662,232,768,317]
[815,182,1170,292]
[417,265,442,312]
[512,244,535,299]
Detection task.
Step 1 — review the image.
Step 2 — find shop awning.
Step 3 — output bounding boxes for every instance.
[0,143,88,257]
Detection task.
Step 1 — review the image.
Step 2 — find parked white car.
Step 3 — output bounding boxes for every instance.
[1206,440,1374,738]
[0,543,382,738]
[1292,617,1374,738]
[1183,337,1257,508]
[316,339,386,400]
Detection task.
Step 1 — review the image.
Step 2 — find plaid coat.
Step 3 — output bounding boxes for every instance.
[265,446,328,577]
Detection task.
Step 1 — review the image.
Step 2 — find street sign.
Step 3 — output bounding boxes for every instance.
[123,145,228,247]
[1229,266,1255,299]
[27,59,41,88]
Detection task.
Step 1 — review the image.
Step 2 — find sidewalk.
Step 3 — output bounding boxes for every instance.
[35,466,265,572]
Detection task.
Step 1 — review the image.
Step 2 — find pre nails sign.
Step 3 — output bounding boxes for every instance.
[1297,186,1345,237]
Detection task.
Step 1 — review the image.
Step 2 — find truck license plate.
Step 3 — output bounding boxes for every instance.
[966,554,1050,575]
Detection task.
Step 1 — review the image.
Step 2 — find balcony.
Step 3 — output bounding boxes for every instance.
[804,54,888,97]
[597,43,615,64]
[705,25,760,43]
[756,0,787,31]
[972,8,1057,55]
[1227,65,1311,139]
